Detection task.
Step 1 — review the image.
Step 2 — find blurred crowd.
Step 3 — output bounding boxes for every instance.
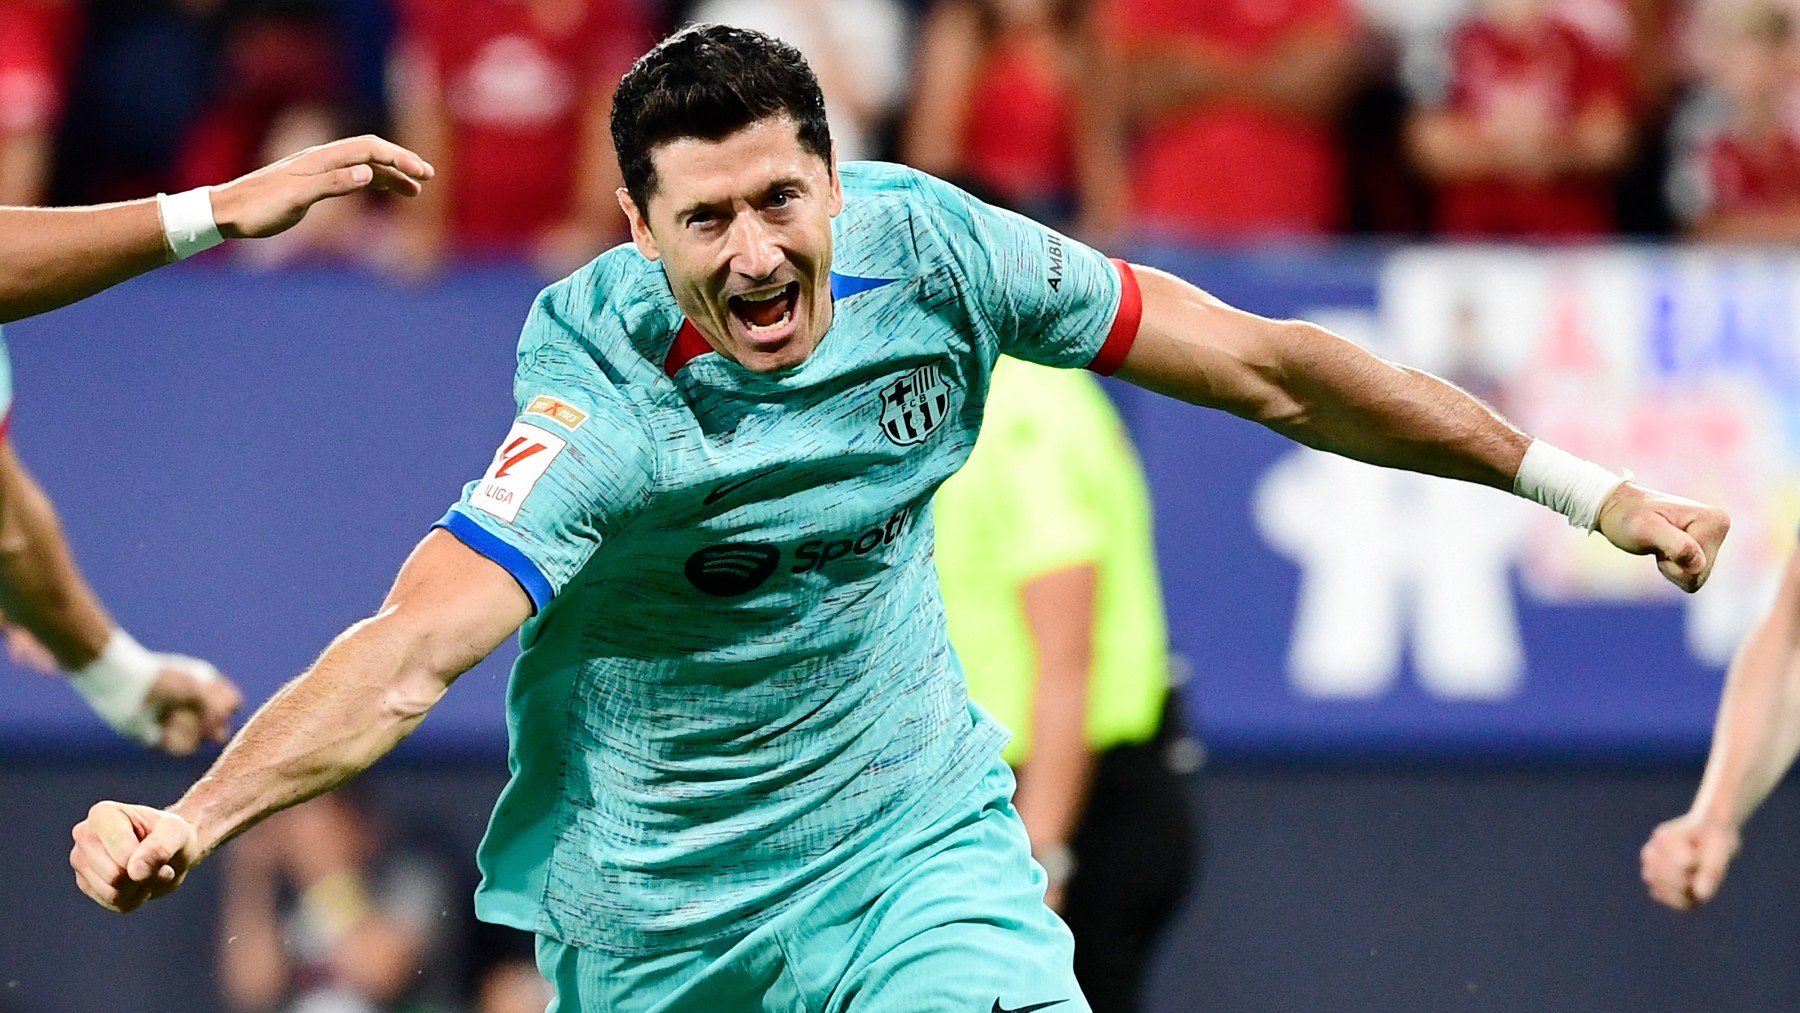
[216,791,546,1013]
[5,0,1800,275]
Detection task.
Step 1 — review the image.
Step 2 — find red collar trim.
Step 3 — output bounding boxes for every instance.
[663,320,713,378]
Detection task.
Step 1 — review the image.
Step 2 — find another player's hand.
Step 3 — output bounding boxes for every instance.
[70,802,200,914]
[210,135,435,241]
[142,655,243,756]
[1642,812,1740,911]
[1595,483,1730,593]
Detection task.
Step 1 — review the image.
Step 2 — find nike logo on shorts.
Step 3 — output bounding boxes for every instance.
[992,1000,1069,1013]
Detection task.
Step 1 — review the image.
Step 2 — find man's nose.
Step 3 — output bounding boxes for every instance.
[726,215,783,281]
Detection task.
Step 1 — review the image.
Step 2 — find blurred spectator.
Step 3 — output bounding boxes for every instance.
[177,3,373,267]
[0,0,79,206]
[474,959,553,1013]
[387,0,653,279]
[1667,1,1800,241]
[688,0,910,164]
[904,0,1119,234]
[218,792,462,1013]
[1105,0,1364,239]
[1406,0,1637,238]
[935,357,1200,1013]
[52,0,222,205]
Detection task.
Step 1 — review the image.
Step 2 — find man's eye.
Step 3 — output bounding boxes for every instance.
[770,190,796,208]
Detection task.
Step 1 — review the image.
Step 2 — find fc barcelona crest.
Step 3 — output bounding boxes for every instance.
[878,365,952,446]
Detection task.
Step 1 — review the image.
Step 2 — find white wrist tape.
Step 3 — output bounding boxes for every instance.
[156,187,224,261]
[1514,439,1627,532]
[69,629,161,744]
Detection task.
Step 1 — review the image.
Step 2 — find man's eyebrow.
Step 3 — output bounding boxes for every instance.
[675,197,726,222]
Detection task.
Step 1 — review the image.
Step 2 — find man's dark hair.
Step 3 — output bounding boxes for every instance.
[611,24,833,209]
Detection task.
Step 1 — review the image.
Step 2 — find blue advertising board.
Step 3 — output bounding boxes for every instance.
[1,244,1776,760]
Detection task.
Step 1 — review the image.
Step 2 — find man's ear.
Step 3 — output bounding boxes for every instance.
[619,187,660,261]
[827,142,844,217]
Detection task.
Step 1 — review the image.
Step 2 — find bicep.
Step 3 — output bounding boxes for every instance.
[381,529,532,683]
[1113,263,1308,425]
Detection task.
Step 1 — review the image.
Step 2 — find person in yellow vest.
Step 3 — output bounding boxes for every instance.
[935,354,1200,1013]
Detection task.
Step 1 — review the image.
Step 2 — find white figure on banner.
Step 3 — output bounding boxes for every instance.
[1256,449,1533,701]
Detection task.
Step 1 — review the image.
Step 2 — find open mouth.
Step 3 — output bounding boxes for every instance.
[727,282,800,338]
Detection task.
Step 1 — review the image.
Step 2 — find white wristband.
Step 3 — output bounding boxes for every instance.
[69,629,161,744]
[156,187,225,261]
[1513,439,1627,532]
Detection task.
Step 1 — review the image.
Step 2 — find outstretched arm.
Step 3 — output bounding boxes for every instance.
[0,441,240,753]
[1115,264,1729,590]
[69,530,529,913]
[0,135,433,323]
[1641,549,1800,910]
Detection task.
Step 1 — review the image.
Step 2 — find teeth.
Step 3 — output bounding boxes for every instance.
[738,288,786,303]
[746,308,793,334]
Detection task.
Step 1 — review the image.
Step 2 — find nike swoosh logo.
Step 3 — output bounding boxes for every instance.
[993,1001,1069,1013]
[703,465,783,506]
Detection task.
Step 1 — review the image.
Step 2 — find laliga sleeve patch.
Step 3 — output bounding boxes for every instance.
[470,421,568,523]
[523,394,589,430]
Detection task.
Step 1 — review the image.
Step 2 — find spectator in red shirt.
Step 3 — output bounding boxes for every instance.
[905,0,1124,235]
[389,0,652,278]
[1667,2,1800,241]
[1407,0,1636,239]
[0,0,79,206]
[1106,0,1363,240]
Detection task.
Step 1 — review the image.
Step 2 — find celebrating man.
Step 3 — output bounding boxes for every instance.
[72,27,1724,1010]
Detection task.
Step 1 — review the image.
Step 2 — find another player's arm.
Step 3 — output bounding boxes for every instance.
[69,530,529,914]
[1641,549,1800,910]
[1012,563,1100,912]
[0,441,240,753]
[0,440,114,670]
[0,135,432,323]
[1114,264,1729,591]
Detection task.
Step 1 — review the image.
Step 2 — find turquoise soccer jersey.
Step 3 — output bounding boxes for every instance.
[0,329,12,438]
[435,162,1143,954]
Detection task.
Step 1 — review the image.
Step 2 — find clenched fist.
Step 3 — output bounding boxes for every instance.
[70,802,201,914]
[1641,812,1740,911]
[1596,484,1731,594]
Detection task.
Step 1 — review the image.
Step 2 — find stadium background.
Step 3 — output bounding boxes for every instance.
[7,0,1800,1009]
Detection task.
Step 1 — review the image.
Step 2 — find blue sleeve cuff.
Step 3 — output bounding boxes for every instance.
[433,508,555,614]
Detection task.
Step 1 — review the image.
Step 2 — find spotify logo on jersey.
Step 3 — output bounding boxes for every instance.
[684,543,781,597]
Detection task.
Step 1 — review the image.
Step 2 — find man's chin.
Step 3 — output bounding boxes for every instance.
[735,343,811,374]
[726,321,816,373]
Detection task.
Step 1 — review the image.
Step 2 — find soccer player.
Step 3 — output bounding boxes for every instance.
[1641,547,1800,911]
[934,356,1198,1012]
[70,26,1727,1010]
[0,133,433,324]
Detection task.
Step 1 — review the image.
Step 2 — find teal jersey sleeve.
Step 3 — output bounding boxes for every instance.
[0,328,12,435]
[435,289,656,612]
[908,171,1141,373]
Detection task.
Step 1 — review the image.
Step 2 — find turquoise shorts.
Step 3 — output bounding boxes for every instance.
[535,758,1090,1012]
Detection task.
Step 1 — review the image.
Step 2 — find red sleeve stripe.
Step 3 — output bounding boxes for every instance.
[1088,258,1142,376]
[0,408,13,444]
[663,320,713,378]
